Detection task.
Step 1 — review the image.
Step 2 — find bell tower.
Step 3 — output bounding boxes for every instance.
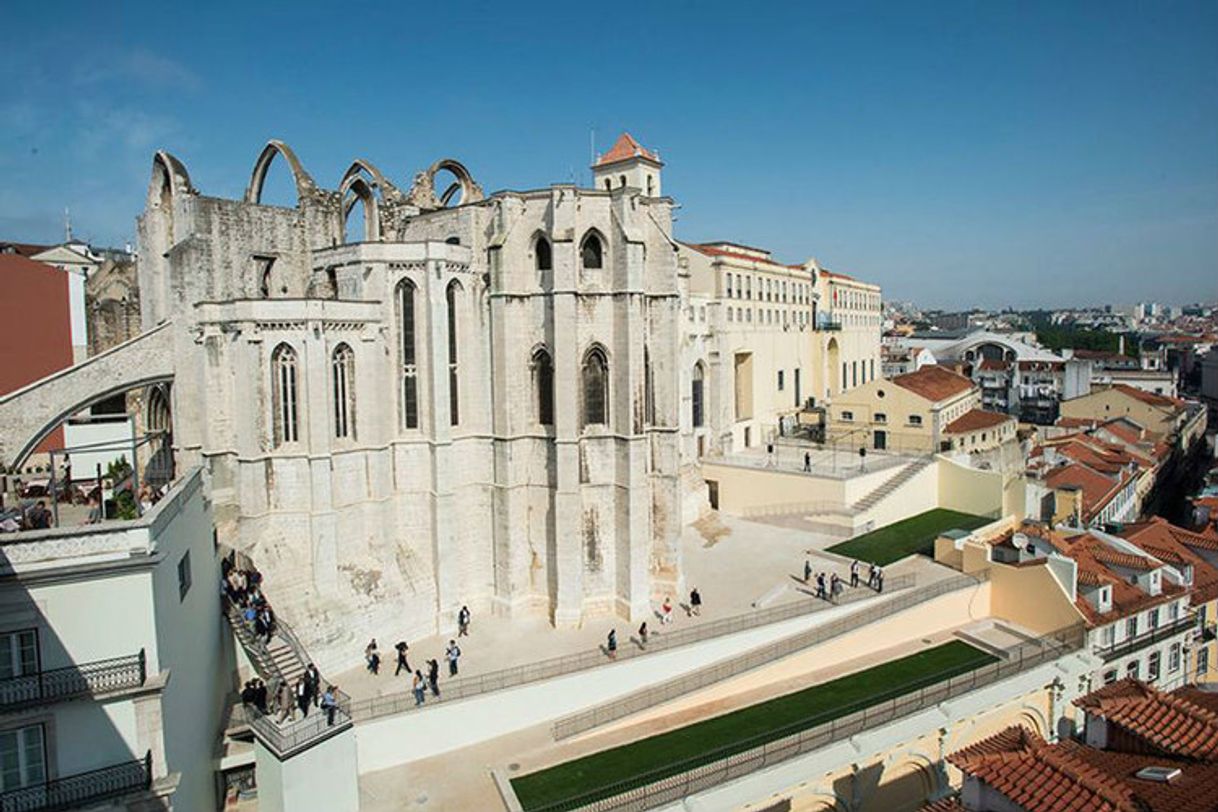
[592,132,663,196]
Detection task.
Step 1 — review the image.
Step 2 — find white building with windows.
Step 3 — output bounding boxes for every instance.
[0,467,226,809]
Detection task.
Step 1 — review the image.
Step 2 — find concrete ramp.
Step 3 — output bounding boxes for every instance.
[0,321,175,467]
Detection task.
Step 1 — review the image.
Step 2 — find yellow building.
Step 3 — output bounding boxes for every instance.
[1060,383,1188,439]
[678,242,882,455]
[827,364,984,453]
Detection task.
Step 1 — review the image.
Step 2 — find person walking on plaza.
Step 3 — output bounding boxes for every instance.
[458,605,471,637]
[394,641,411,676]
[427,658,441,697]
[850,559,860,589]
[867,563,877,588]
[876,567,885,593]
[365,639,380,675]
[321,684,338,727]
[816,572,826,600]
[804,559,813,584]
[830,572,841,598]
[607,629,617,660]
[690,587,702,616]
[412,670,426,706]
[803,451,811,473]
[661,596,674,625]
[638,621,649,647]
[446,640,461,676]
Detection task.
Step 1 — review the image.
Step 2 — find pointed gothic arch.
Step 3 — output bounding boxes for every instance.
[580,229,605,270]
[245,140,317,205]
[341,175,380,243]
[582,344,610,428]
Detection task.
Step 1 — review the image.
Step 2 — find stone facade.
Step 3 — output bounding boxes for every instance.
[130,141,682,668]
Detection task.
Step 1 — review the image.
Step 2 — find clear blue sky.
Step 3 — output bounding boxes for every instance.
[2,1,1215,308]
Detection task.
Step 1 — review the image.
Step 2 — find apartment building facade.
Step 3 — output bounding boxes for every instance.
[0,468,226,810]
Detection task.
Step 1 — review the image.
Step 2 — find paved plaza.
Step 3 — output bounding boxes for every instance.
[355,577,982,811]
[331,514,947,708]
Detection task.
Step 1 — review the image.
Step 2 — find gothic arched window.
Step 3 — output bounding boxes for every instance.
[397,279,419,429]
[271,343,299,446]
[692,362,705,428]
[332,343,355,439]
[532,347,554,426]
[535,235,552,272]
[447,280,461,426]
[582,346,609,427]
[581,232,603,270]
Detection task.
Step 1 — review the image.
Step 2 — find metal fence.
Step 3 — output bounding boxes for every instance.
[244,690,354,758]
[552,572,986,739]
[0,651,146,711]
[348,575,917,723]
[0,751,151,812]
[528,624,1086,812]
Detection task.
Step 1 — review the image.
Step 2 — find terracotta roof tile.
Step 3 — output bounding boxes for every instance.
[1018,523,1184,626]
[945,409,1013,434]
[946,721,1218,812]
[595,132,661,167]
[920,799,966,812]
[1110,383,1183,410]
[1043,463,1130,522]
[0,241,51,257]
[978,358,1011,371]
[1118,518,1218,603]
[1075,680,1218,760]
[891,365,975,402]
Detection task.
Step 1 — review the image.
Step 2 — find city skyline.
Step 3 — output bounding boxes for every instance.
[2,2,1216,309]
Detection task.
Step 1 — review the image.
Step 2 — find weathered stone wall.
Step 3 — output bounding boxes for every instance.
[115,144,682,669]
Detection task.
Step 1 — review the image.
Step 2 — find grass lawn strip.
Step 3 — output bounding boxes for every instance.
[825,508,992,566]
[511,641,996,811]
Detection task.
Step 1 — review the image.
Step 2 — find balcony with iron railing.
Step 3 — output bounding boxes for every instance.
[1095,615,1196,662]
[0,751,151,812]
[243,690,354,759]
[0,651,146,712]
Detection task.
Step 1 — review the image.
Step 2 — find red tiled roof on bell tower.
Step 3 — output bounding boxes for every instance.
[595,133,662,167]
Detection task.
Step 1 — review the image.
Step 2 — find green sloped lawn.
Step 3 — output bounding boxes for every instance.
[826,508,992,566]
[511,640,996,811]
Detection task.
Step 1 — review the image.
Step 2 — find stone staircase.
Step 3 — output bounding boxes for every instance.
[223,601,309,689]
[850,457,934,512]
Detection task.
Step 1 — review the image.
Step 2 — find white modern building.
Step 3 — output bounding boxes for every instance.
[0,467,227,810]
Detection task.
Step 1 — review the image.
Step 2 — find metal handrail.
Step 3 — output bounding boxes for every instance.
[0,750,151,812]
[245,689,353,758]
[552,572,987,739]
[1095,615,1196,661]
[348,575,918,723]
[0,651,146,711]
[527,623,1085,812]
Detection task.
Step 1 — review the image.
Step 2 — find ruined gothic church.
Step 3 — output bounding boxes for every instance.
[137,135,683,668]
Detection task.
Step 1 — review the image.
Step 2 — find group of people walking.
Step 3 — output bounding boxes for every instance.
[240,663,342,727]
[273,663,342,726]
[223,557,277,644]
[803,557,887,599]
[362,605,471,708]
[608,588,703,659]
